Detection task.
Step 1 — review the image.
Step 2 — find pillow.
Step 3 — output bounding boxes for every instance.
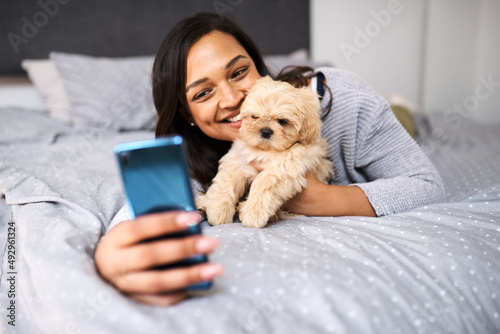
[21,59,72,124]
[0,76,46,111]
[49,52,156,131]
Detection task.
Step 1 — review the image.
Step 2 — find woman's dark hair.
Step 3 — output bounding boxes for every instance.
[275,65,333,115]
[152,12,330,190]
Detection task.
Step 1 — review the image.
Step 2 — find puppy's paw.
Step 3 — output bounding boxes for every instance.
[206,205,236,226]
[277,209,299,220]
[268,212,280,223]
[258,210,297,224]
[195,194,207,212]
[238,201,269,228]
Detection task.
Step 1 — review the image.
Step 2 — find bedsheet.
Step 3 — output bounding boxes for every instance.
[1,107,499,334]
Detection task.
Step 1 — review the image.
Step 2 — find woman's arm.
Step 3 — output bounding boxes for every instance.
[94,211,223,306]
[283,172,376,217]
[350,102,446,216]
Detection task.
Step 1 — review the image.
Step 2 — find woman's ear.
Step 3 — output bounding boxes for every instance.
[178,107,195,125]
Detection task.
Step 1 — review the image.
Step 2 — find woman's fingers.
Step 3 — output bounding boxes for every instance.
[114,263,224,294]
[115,211,202,247]
[121,236,220,272]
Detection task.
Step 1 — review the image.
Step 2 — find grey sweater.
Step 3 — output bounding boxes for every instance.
[316,67,446,216]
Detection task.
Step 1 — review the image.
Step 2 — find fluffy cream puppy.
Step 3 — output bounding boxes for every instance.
[197,76,333,228]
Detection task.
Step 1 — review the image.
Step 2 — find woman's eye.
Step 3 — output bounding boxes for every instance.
[232,66,248,79]
[193,89,211,101]
[251,115,259,119]
[278,119,288,126]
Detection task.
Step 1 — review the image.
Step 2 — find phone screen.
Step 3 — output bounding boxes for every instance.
[114,136,211,290]
[114,136,195,218]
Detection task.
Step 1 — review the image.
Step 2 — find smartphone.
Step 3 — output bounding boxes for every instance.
[114,135,211,290]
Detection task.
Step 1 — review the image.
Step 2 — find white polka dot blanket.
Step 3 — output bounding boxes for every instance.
[1,108,499,333]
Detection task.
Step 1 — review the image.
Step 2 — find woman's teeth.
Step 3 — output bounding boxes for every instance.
[225,115,241,123]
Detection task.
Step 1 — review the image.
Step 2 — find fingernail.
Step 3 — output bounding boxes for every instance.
[200,263,224,280]
[176,212,201,227]
[195,237,219,253]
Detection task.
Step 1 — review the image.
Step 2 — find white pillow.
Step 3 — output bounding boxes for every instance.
[21,59,72,125]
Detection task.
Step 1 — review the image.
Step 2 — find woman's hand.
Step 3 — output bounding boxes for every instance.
[283,171,376,217]
[94,211,223,306]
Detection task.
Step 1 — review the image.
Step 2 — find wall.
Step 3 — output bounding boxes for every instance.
[311,0,500,123]
[471,0,500,123]
[422,0,480,121]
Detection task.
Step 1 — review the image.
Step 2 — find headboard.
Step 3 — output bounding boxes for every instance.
[0,0,310,75]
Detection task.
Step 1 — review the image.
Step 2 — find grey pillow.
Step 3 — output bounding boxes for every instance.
[49,52,156,131]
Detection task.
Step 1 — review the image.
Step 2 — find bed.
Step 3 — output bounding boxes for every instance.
[1,1,500,334]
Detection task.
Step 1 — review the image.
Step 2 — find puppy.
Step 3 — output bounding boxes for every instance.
[197,76,333,228]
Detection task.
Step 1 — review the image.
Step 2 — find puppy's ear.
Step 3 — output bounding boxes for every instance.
[297,87,322,145]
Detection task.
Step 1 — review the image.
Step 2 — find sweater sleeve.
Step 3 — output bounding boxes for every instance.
[106,204,130,232]
[353,96,446,216]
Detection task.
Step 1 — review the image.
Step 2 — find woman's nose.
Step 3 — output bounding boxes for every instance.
[219,83,243,109]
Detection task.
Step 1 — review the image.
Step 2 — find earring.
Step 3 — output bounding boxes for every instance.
[190,122,196,127]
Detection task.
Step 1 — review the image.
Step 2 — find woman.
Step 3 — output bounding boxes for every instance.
[95,12,445,306]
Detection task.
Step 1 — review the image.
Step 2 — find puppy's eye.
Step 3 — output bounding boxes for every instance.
[251,115,259,119]
[278,119,288,126]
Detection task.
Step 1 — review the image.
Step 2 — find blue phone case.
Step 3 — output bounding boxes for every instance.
[114,135,212,290]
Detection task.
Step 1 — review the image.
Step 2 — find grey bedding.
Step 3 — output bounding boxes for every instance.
[1,107,499,334]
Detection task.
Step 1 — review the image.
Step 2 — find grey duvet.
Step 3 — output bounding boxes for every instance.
[1,107,499,334]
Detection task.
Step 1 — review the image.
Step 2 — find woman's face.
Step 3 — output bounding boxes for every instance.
[185,31,261,142]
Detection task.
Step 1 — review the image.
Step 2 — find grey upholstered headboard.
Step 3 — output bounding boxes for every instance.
[0,0,310,74]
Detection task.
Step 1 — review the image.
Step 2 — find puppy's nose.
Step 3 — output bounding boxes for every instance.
[260,128,273,139]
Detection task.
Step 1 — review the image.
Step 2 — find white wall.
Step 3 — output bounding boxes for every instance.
[311,0,500,123]
[311,0,425,104]
[472,0,500,123]
[422,0,480,121]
